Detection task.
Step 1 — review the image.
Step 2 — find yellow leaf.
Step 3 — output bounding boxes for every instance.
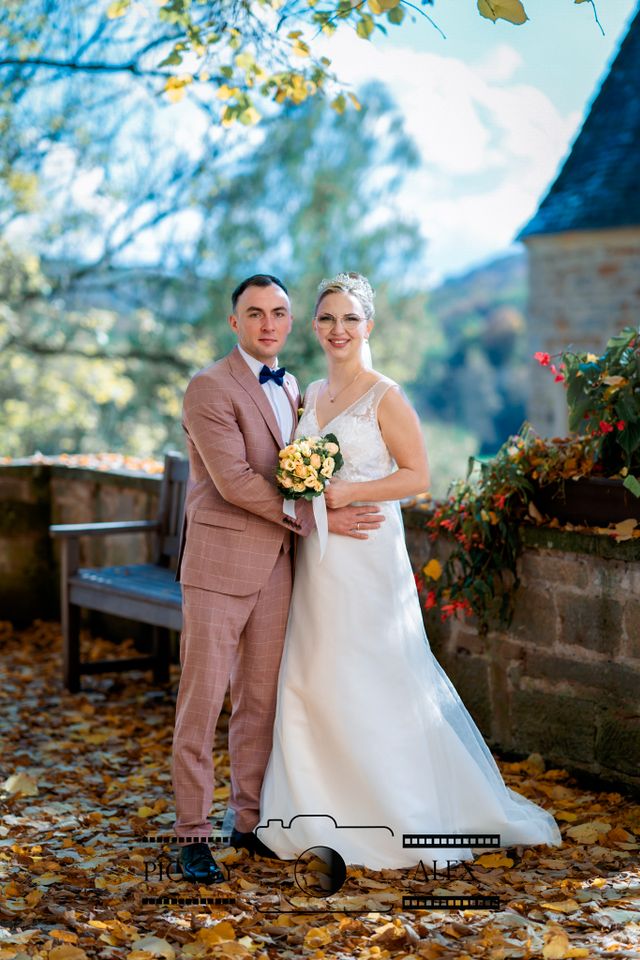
[136,806,155,817]
[1,772,38,796]
[304,928,332,949]
[607,825,634,842]
[477,0,528,24]
[542,930,571,960]
[566,820,612,844]
[197,922,236,944]
[164,75,192,104]
[544,899,580,913]
[614,518,638,541]
[528,500,545,523]
[356,14,374,37]
[238,107,261,125]
[422,558,442,581]
[474,853,513,868]
[554,810,578,822]
[106,0,130,18]
[84,732,110,744]
[216,84,239,101]
[51,931,79,945]
[348,92,361,110]
[292,39,310,57]
[130,937,175,959]
[235,52,255,71]
[49,948,88,960]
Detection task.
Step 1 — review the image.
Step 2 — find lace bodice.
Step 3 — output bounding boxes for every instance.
[297,377,399,484]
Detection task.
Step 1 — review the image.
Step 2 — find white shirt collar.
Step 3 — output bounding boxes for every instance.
[237,344,279,379]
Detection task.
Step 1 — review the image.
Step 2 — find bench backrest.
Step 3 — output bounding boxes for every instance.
[156,452,189,568]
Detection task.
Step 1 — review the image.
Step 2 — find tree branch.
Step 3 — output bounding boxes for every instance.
[0,56,170,78]
[4,335,194,373]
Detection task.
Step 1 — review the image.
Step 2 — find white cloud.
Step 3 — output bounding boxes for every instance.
[319,31,580,281]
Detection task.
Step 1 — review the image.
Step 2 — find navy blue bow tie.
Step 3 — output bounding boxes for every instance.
[259,364,286,386]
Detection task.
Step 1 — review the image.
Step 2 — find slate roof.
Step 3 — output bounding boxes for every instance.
[519,5,640,239]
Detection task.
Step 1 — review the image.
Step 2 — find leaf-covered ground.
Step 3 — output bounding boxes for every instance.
[1,621,639,960]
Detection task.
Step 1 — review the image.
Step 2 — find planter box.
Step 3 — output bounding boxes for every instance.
[534,476,640,526]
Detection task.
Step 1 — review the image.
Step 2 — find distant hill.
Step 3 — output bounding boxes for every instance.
[427,251,527,337]
[412,251,530,456]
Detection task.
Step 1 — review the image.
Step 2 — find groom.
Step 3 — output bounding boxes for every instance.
[172,274,385,883]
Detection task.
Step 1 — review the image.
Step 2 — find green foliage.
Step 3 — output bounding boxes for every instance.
[423,326,640,632]
[191,82,430,384]
[421,427,599,633]
[540,327,640,476]
[0,0,596,133]
[0,84,429,458]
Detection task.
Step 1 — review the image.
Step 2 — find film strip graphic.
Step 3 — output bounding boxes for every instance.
[403,833,501,848]
[137,819,229,844]
[403,894,500,910]
[142,897,234,906]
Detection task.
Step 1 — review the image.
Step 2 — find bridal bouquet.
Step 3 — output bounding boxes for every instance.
[276,434,343,500]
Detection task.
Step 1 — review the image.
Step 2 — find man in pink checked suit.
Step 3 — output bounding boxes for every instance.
[172,274,385,883]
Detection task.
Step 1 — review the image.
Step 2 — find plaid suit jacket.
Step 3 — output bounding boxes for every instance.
[175,345,315,596]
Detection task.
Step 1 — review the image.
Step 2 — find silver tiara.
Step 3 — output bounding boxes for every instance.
[316,272,375,308]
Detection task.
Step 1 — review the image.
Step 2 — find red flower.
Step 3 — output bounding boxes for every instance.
[414,574,424,592]
[554,373,565,383]
[599,421,614,434]
[534,352,550,366]
[494,494,507,509]
[617,420,626,431]
[424,590,437,611]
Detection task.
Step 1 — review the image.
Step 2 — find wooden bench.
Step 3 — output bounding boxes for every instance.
[49,452,188,692]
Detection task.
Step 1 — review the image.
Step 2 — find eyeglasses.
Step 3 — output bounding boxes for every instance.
[315,313,366,328]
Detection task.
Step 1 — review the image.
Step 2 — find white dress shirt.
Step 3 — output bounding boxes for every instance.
[237,344,294,445]
[237,345,297,521]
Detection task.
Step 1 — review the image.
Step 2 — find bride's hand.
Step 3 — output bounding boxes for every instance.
[324,479,354,509]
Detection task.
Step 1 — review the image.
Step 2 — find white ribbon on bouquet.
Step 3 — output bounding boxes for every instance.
[313,491,328,560]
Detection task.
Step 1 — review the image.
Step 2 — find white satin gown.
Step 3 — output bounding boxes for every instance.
[257,376,562,869]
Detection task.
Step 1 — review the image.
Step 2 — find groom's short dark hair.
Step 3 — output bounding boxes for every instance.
[231,274,289,311]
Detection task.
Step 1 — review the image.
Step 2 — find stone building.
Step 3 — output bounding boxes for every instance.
[520,5,640,436]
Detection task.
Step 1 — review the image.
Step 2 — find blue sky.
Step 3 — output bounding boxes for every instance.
[321,0,639,283]
[15,1,637,289]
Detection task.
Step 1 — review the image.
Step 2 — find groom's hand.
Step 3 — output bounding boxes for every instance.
[327,504,386,539]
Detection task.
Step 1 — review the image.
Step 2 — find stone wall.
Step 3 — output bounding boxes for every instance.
[524,227,640,436]
[1,461,639,795]
[405,511,640,797]
[0,460,161,623]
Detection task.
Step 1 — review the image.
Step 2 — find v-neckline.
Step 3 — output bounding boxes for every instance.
[313,380,379,433]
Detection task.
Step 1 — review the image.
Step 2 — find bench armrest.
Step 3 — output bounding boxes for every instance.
[49,520,161,539]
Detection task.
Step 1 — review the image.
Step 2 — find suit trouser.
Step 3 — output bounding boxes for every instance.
[171,545,292,837]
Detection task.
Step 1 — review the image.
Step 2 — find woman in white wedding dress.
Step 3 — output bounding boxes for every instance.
[257,272,562,870]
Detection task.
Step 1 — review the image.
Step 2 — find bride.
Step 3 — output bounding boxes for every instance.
[256,271,562,870]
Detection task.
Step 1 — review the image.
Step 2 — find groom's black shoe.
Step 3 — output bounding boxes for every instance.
[178,842,226,884]
[228,827,280,860]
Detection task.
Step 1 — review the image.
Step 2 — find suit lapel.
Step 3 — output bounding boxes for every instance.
[227,346,284,449]
[283,374,299,442]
